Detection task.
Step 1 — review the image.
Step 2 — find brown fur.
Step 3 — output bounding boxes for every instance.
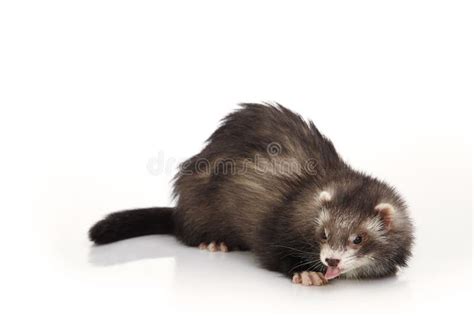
[90,103,414,281]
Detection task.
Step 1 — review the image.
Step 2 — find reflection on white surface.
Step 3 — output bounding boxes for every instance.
[89,236,178,266]
[84,234,445,316]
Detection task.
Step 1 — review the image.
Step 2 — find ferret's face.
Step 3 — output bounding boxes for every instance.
[315,191,397,280]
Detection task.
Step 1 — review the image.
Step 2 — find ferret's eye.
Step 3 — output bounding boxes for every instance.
[321,231,327,240]
[353,235,363,244]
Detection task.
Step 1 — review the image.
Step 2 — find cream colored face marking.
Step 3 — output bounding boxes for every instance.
[315,209,330,225]
[365,216,384,232]
[363,217,389,243]
[320,243,373,275]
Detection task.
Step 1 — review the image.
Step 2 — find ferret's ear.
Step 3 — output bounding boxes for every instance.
[374,203,395,231]
[318,191,332,202]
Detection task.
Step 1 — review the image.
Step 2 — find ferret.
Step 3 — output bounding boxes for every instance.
[89,103,414,286]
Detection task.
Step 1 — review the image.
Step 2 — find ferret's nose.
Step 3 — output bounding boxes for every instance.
[326,258,340,267]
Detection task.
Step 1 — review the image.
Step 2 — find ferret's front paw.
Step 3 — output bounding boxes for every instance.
[292,271,328,286]
[198,241,229,252]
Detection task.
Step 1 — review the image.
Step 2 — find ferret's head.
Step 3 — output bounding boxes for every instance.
[312,180,414,280]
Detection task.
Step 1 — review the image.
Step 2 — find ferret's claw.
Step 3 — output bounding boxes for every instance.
[198,241,229,252]
[292,271,328,286]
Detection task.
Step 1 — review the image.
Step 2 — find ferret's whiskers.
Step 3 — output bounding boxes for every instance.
[289,257,321,273]
[271,244,315,255]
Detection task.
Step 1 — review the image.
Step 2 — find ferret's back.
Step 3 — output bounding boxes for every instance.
[172,103,343,248]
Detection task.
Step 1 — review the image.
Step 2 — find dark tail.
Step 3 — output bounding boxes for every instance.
[88,207,175,245]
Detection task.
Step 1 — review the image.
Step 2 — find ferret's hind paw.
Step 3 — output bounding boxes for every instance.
[292,271,328,286]
[198,241,229,252]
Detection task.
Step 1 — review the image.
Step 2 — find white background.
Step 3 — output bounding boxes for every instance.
[0,1,472,315]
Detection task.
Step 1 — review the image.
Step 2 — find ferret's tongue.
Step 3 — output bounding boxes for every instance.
[324,267,341,280]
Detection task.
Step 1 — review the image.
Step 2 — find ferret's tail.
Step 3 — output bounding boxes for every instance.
[88,207,175,245]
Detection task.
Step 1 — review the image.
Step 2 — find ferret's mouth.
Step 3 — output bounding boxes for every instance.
[324,266,342,280]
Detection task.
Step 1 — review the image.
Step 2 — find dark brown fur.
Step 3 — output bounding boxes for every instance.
[89,103,414,280]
